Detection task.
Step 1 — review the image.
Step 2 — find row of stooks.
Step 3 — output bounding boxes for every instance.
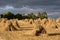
[0,18,60,36]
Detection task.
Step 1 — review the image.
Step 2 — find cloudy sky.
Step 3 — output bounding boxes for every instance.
[0,0,60,18]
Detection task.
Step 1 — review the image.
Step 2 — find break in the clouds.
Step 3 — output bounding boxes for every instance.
[0,5,44,14]
[0,0,60,18]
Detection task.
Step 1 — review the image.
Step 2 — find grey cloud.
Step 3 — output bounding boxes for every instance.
[0,0,60,6]
[0,0,60,18]
[0,5,44,14]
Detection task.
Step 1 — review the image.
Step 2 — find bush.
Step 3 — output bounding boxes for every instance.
[15,13,23,20]
[3,12,14,19]
[27,13,37,19]
[41,12,48,19]
[0,11,48,20]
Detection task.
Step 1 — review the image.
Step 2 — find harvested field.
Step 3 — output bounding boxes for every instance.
[0,31,60,40]
[0,18,60,40]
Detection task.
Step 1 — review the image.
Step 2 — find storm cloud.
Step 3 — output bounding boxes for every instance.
[0,0,60,18]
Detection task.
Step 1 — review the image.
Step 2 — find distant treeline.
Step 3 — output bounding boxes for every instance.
[0,12,48,20]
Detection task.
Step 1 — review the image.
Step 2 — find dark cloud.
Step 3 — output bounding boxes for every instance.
[0,0,60,6]
[0,0,60,18]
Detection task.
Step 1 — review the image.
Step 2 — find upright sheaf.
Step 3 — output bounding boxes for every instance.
[0,18,60,36]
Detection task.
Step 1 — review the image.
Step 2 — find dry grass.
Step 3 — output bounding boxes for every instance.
[0,18,60,40]
[0,31,60,40]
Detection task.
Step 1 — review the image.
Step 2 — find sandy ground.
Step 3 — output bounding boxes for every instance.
[0,31,60,40]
